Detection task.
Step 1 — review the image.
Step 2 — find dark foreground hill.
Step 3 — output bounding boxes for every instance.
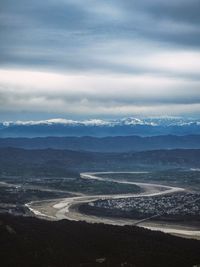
[1,135,200,152]
[0,214,200,267]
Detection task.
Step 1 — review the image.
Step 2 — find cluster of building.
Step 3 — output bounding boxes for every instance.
[90,193,200,217]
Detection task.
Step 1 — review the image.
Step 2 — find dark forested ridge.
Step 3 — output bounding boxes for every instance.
[1,147,200,175]
[1,135,200,152]
[0,214,200,267]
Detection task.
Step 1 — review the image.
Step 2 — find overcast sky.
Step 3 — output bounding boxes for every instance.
[0,0,200,120]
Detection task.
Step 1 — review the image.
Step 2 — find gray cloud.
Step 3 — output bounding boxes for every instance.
[0,0,200,119]
[1,0,200,67]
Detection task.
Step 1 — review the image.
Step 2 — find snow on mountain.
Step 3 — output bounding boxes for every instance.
[2,119,78,127]
[2,117,159,127]
[2,118,111,127]
[1,117,200,128]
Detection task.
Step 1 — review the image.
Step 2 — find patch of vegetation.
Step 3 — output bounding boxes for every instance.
[98,170,200,191]
[0,186,70,205]
[0,176,141,196]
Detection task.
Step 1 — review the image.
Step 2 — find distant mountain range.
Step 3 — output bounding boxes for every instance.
[1,135,200,152]
[1,117,200,137]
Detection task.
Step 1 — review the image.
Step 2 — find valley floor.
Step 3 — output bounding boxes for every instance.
[27,172,200,240]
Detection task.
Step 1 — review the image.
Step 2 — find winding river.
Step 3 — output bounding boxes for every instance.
[26,172,200,240]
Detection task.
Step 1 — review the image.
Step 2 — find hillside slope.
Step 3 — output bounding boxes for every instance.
[1,135,200,152]
[0,214,200,267]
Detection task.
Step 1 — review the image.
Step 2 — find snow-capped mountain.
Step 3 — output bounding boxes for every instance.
[2,117,191,127]
[0,117,200,137]
[2,117,152,127]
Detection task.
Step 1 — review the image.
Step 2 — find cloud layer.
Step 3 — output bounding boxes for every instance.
[0,0,200,119]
